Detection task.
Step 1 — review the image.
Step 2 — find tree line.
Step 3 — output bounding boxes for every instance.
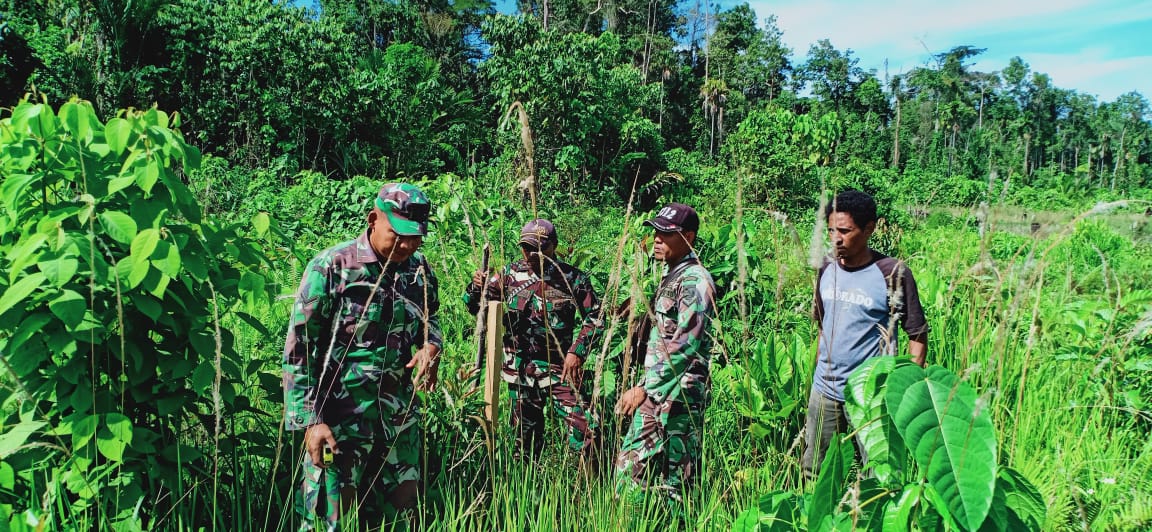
[2,0,1149,211]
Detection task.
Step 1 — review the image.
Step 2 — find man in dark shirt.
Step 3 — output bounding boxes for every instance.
[465,219,603,462]
[803,190,929,479]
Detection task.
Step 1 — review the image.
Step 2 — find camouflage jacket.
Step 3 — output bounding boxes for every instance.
[641,253,716,406]
[465,258,602,388]
[283,232,442,432]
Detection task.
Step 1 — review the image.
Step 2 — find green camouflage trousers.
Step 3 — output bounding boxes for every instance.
[296,412,421,531]
[614,397,703,504]
[509,381,597,459]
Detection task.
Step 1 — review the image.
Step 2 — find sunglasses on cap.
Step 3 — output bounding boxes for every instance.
[375,197,431,223]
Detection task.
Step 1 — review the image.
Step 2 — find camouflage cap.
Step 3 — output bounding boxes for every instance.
[519,218,557,249]
[644,203,699,233]
[375,183,431,236]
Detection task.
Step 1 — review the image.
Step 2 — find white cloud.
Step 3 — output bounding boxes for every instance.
[743,0,1152,100]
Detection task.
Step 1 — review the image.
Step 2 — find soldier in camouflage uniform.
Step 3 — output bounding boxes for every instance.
[615,203,716,505]
[464,219,603,461]
[283,183,442,531]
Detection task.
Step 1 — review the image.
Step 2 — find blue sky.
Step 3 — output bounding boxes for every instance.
[744,0,1152,102]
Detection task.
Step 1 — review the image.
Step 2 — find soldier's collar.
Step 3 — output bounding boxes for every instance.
[355,232,380,264]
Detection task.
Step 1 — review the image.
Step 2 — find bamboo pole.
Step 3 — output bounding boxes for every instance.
[483,300,503,429]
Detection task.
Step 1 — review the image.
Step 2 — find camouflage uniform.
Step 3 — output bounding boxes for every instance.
[465,256,602,458]
[284,185,440,531]
[615,252,715,503]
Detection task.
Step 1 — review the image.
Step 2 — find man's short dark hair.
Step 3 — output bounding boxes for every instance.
[825,190,878,228]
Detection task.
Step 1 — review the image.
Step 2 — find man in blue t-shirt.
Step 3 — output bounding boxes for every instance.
[802,190,929,479]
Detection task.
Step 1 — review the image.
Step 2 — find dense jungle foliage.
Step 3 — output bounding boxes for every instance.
[1,0,1150,530]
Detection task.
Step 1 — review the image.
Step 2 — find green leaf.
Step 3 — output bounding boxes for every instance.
[997,467,1046,530]
[130,292,163,321]
[844,356,911,484]
[48,290,87,330]
[73,415,99,450]
[882,484,921,531]
[39,254,80,288]
[809,437,853,527]
[99,211,138,244]
[107,175,135,195]
[0,421,46,458]
[59,101,94,142]
[96,413,133,462]
[151,240,181,277]
[252,212,271,237]
[134,160,160,194]
[130,229,160,264]
[191,361,215,394]
[105,118,133,155]
[0,273,46,317]
[886,365,998,531]
[7,312,53,355]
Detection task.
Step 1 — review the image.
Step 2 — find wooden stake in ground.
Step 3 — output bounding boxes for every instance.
[483,300,503,429]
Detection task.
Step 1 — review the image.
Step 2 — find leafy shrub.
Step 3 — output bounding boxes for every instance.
[0,100,279,529]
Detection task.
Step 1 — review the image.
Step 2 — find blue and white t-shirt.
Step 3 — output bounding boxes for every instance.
[813,251,928,401]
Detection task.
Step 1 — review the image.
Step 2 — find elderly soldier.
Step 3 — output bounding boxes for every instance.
[803,190,928,479]
[615,203,716,504]
[283,183,442,530]
[465,219,603,462]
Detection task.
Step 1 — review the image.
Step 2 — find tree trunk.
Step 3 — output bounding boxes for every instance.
[891,97,901,168]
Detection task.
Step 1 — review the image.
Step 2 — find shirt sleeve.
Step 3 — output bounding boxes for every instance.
[567,273,604,359]
[641,272,714,401]
[282,254,333,430]
[895,263,929,337]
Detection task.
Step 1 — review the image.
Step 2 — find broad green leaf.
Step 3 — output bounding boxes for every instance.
[151,240,181,277]
[72,415,99,450]
[7,312,53,355]
[99,211,138,244]
[128,259,149,290]
[0,461,14,490]
[105,414,133,445]
[59,101,93,142]
[252,212,270,237]
[882,484,921,531]
[105,118,133,155]
[0,421,46,458]
[997,467,1046,530]
[130,292,163,321]
[39,254,79,288]
[886,365,997,531]
[134,159,160,193]
[734,491,803,532]
[130,229,160,263]
[844,356,911,484]
[191,361,215,394]
[0,273,46,317]
[48,289,86,330]
[107,175,135,195]
[809,437,853,527]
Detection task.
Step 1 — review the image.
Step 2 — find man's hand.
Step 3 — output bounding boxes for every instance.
[471,270,486,290]
[561,353,583,387]
[615,386,647,417]
[304,423,338,468]
[407,344,441,392]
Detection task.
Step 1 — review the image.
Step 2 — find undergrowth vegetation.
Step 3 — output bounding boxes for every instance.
[1,100,1150,531]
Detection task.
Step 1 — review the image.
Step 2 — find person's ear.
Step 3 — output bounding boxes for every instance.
[684,231,697,246]
[864,220,877,235]
[367,209,379,226]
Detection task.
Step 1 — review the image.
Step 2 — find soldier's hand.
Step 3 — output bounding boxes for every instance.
[304,423,338,469]
[561,353,583,387]
[407,344,441,392]
[471,270,486,290]
[615,386,647,417]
